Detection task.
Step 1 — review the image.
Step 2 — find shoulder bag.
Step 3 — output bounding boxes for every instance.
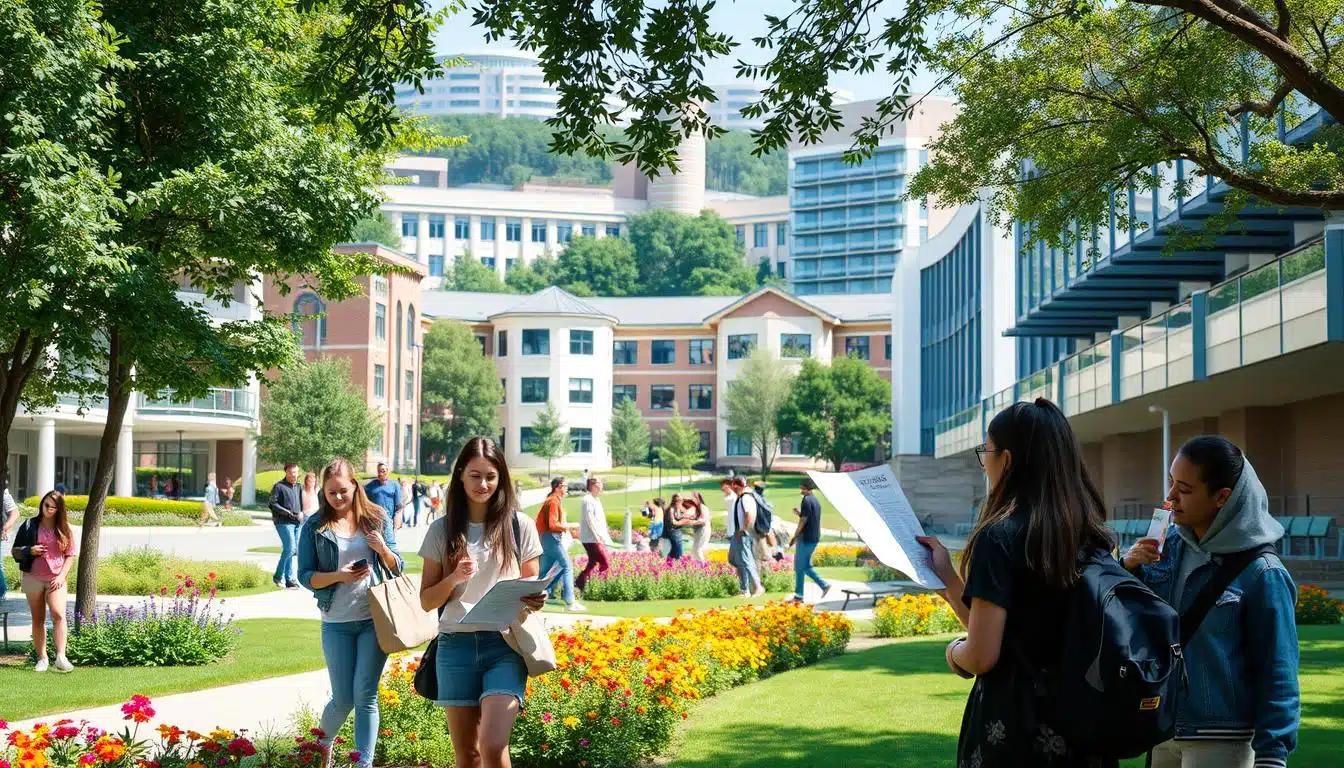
[370,567,438,654]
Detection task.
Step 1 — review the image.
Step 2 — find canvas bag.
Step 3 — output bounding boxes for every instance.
[370,571,439,654]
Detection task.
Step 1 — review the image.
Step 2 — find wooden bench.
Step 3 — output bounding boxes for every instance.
[838,581,923,611]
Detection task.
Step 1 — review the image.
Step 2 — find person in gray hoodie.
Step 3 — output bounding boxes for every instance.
[1123,435,1299,768]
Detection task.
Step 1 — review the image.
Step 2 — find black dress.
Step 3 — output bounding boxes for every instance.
[956,513,1118,768]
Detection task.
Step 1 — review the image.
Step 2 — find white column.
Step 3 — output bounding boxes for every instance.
[890,256,922,455]
[416,213,429,264]
[36,418,56,495]
[545,220,558,254]
[469,214,483,261]
[114,423,134,497]
[494,215,506,268]
[242,433,257,507]
[207,439,218,482]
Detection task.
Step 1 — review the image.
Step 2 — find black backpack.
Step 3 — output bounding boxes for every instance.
[750,489,773,536]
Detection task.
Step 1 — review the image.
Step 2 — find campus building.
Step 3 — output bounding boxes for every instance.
[417,286,892,473]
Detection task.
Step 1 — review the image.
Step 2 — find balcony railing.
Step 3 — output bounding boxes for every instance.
[138,387,258,421]
[1206,243,1328,375]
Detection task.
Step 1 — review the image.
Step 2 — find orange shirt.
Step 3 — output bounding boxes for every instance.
[535,490,566,534]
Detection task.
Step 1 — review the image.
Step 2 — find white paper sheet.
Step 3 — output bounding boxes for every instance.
[458,563,562,625]
[806,465,945,589]
[1145,509,1173,552]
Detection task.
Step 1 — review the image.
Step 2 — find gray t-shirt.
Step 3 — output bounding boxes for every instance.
[324,531,375,623]
[418,510,543,634]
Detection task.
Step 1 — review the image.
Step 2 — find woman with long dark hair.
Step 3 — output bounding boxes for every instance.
[663,493,686,562]
[296,457,403,768]
[419,437,546,768]
[12,491,77,673]
[1122,436,1299,768]
[919,398,1116,767]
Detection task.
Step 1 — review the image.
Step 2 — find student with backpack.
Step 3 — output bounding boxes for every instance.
[1122,435,1299,768]
[918,399,1129,767]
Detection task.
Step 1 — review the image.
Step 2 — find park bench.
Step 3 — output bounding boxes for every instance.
[1273,516,1336,560]
[838,581,924,611]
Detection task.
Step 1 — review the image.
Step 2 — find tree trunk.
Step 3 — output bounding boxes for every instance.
[73,340,132,626]
[0,331,47,497]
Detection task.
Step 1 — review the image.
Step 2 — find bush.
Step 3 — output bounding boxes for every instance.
[62,590,238,666]
[3,547,271,597]
[872,594,962,638]
[811,544,869,567]
[19,495,253,526]
[1297,584,1344,625]
[576,551,793,601]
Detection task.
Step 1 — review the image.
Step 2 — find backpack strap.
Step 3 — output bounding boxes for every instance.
[1179,543,1274,647]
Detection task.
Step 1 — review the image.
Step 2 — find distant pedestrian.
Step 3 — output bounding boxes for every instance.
[1,485,20,603]
[536,477,583,611]
[198,473,222,527]
[411,476,428,528]
[788,477,830,603]
[220,477,235,513]
[13,491,76,672]
[663,494,686,563]
[269,463,303,589]
[364,462,402,524]
[727,477,764,597]
[719,478,737,540]
[398,477,413,528]
[428,480,443,523]
[685,492,711,561]
[54,482,66,495]
[302,471,321,517]
[576,477,612,591]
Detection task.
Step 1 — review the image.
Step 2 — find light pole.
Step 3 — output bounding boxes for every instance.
[1148,404,1170,502]
[176,429,185,499]
[652,456,662,498]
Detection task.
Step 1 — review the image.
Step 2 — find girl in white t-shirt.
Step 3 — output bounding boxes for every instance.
[419,436,546,768]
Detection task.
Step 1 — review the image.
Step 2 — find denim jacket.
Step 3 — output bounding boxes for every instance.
[1138,530,1299,767]
[297,511,403,613]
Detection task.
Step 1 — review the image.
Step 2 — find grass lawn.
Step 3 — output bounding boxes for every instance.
[0,619,327,721]
[543,592,794,619]
[669,625,1344,768]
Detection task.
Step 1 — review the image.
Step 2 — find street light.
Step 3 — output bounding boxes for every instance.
[176,429,185,500]
[1148,404,1170,502]
[651,456,662,497]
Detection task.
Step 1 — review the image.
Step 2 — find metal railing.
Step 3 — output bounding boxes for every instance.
[138,387,257,420]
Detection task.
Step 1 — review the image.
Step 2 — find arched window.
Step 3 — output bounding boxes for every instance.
[292,293,326,347]
[406,305,416,349]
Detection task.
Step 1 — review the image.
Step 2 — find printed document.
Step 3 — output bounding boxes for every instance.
[459,563,562,625]
[806,466,945,589]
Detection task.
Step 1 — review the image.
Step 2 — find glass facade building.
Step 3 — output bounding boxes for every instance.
[919,214,982,453]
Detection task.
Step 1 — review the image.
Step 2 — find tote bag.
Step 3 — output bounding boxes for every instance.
[502,609,558,678]
[370,573,438,653]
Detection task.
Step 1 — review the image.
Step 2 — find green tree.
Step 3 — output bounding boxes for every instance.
[778,356,892,471]
[627,209,755,296]
[607,397,651,511]
[722,346,795,476]
[756,257,787,289]
[350,212,402,250]
[707,131,788,196]
[257,359,381,474]
[420,320,503,470]
[655,406,704,488]
[504,254,558,294]
[528,401,570,477]
[446,254,510,293]
[555,236,640,296]
[417,114,614,186]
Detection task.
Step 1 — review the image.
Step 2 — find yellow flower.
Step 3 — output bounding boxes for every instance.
[562,715,580,729]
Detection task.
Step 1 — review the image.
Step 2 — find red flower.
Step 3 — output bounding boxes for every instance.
[227,738,256,757]
[207,572,218,580]
[175,586,185,596]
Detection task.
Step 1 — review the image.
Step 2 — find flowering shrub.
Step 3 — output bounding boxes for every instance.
[61,579,237,666]
[872,594,962,638]
[812,544,872,567]
[356,602,851,767]
[575,552,793,601]
[1297,585,1344,625]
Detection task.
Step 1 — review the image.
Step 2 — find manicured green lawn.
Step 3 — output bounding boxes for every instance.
[0,619,327,720]
[543,592,793,619]
[670,625,1344,768]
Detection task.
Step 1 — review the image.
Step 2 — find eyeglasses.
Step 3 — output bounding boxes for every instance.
[973,444,1001,468]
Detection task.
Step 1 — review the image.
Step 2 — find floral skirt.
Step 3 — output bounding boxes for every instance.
[958,668,1118,768]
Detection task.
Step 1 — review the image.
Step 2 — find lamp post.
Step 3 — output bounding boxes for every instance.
[1148,404,1170,502]
[652,456,662,498]
[176,429,185,500]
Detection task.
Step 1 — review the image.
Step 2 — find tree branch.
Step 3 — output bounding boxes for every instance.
[1227,80,1295,117]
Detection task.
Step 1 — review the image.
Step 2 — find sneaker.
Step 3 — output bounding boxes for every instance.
[788,594,805,604]
[286,581,301,590]
[53,655,74,673]
[273,579,284,589]
[738,591,751,598]
[752,587,767,597]
[34,658,48,673]
[565,602,587,612]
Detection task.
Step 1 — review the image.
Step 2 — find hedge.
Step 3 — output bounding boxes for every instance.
[19,496,253,526]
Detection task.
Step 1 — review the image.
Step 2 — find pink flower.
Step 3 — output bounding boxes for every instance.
[348,751,362,763]
[175,585,185,596]
[79,756,96,766]
[541,712,552,723]
[309,728,326,738]
[579,739,589,747]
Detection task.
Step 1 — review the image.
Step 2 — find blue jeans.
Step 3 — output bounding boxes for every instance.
[794,540,829,597]
[412,498,422,526]
[274,522,299,584]
[319,619,388,768]
[729,534,760,593]
[538,532,575,605]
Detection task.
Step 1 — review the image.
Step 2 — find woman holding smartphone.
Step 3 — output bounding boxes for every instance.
[297,457,403,768]
[13,491,77,673]
[420,437,546,768]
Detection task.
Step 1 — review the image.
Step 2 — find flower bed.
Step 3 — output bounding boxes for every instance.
[60,581,238,667]
[872,594,962,638]
[4,547,272,597]
[575,551,793,601]
[1297,584,1344,625]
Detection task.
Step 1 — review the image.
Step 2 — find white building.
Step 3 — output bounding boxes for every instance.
[707,82,855,131]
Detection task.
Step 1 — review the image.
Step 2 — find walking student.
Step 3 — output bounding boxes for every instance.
[364,462,402,527]
[220,477,234,514]
[918,399,1117,767]
[685,493,711,561]
[269,463,304,589]
[419,437,547,768]
[535,477,583,611]
[398,477,413,528]
[428,480,443,523]
[788,477,831,603]
[575,477,613,591]
[749,481,773,566]
[297,457,403,768]
[12,491,76,673]
[720,478,737,540]
[1122,436,1299,768]
[411,476,428,528]
[727,477,764,597]
[663,494,688,562]
[301,471,321,518]
[2,485,21,603]
[198,472,222,527]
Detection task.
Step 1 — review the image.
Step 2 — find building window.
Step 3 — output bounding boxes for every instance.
[581,224,596,238]
[727,334,757,360]
[521,377,549,403]
[500,378,507,404]
[496,330,508,357]
[291,293,327,347]
[735,225,745,245]
[885,334,892,360]
[613,384,636,405]
[688,339,714,365]
[522,329,549,355]
[780,433,804,456]
[375,303,387,341]
[454,217,469,240]
[650,385,675,411]
[776,222,787,246]
[689,384,713,411]
[651,340,676,365]
[570,428,593,454]
[427,215,445,239]
[753,223,768,248]
[520,427,538,453]
[613,340,637,365]
[781,333,812,358]
[605,224,621,238]
[776,261,787,279]
[698,431,711,455]
[480,220,496,241]
[845,336,870,360]
[568,378,593,404]
[374,432,384,455]
[920,225,929,243]
[373,364,385,398]
[404,425,414,460]
[429,254,444,277]
[569,329,594,355]
[401,217,418,238]
[481,256,496,270]
[531,221,547,242]
[557,223,573,243]
[474,334,487,355]
[726,430,753,457]
[406,306,416,349]
[506,220,522,242]
[404,370,414,401]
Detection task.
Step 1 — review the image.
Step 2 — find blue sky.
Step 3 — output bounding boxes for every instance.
[432,0,938,102]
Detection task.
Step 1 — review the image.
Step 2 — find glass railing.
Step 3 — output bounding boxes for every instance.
[58,393,108,410]
[1206,241,1328,375]
[934,403,982,457]
[138,387,258,421]
[1061,343,1111,416]
[1119,302,1195,400]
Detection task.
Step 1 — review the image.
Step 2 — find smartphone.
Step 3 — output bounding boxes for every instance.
[350,558,369,570]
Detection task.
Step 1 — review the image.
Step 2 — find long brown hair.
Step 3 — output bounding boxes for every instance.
[960,398,1113,590]
[38,491,74,553]
[317,457,385,533]
[443,437,517,567]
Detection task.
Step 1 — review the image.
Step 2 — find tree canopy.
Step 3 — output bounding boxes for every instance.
[350,213,403,250]
[655,406,705,486]
[778,356,891,471]
[722,346,795,475]
[420,320,504,470]
[257,358,382,475]
[553,236,640,296]
[445,254,510,293]
[626,210,756,296]
[528,401,570,477]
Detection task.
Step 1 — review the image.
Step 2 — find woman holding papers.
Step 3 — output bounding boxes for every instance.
[419,437,547,768]
[917,398,1115,767]
[296,458,404,768]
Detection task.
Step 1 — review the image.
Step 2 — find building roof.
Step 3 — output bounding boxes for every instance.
[489,286,618,322]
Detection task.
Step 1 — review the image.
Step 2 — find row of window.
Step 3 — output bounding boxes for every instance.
[733,222,789,248]
[371,302,417,350]
[509,427,801,458]
[519,427,594,454]
[371,365,415,401]
[402,216,621,244]
[483,331,825,362]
